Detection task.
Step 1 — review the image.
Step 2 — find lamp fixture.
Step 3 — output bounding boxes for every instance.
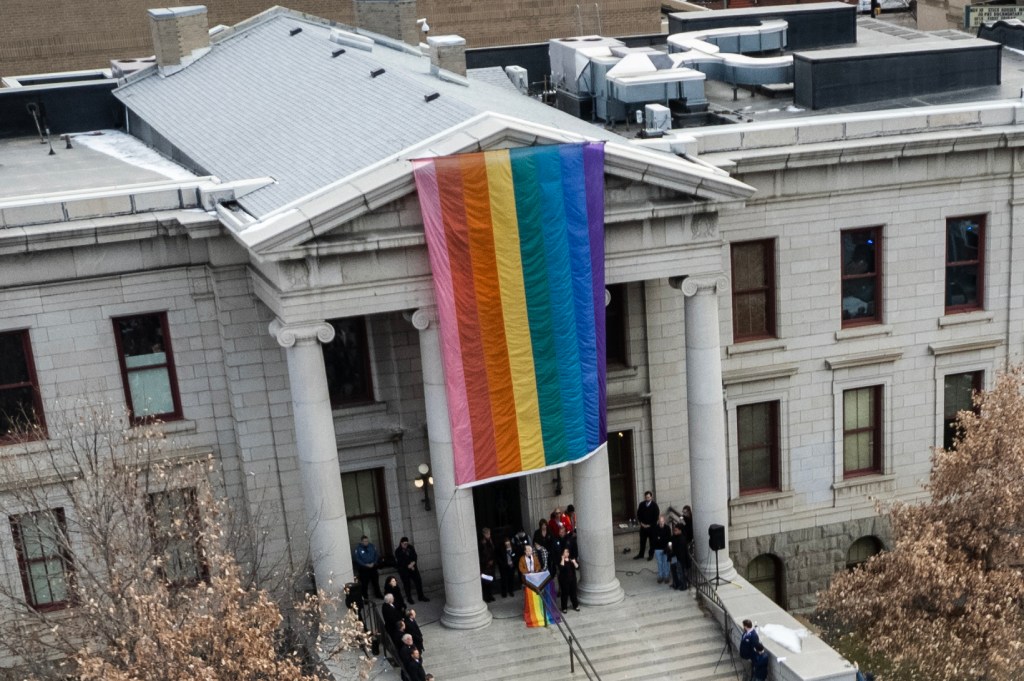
[414,463,433,511]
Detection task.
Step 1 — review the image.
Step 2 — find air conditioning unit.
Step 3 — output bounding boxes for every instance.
[644,103,671,135]
[505,65,529,94]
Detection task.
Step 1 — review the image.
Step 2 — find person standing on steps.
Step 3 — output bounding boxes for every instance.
[557,547,580,613]
[353,535,383,599]
[669,523,690,590]
[498,537,518,598]
[634,491,659,561]
[394,537,430,603]
[651,514,672,584]
[739,619,761,679]
[479,527,496,603]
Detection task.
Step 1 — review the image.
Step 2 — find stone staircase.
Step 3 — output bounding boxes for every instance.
[366,556,745,681]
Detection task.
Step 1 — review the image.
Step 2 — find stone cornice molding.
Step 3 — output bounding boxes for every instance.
[269,319,335,347]
[669,274,730,296]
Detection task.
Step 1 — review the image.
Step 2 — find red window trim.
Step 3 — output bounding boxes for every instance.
[0,328,46,443]
[730,239,777,342]
[10,508,75,612]
[111,312,183,425]
[945,214,985,313]
[843,385,883,478]
[840,227,883,328]
[737,401,781,495]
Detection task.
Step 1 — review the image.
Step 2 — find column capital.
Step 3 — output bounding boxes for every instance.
[269,319,335,348]
[405,306,438,331]
[669,274,730,297]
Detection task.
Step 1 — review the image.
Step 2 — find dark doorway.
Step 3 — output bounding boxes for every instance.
[608,429,636,523]
[472,478,523,545]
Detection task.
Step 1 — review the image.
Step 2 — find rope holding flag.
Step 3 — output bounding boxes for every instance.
[413,142,607,487]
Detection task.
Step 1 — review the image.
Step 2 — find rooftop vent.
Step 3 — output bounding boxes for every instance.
[330,29,373,52]
[424,92,440,102]
[289,27,302,36]
[427,35,467,77]
[371,68,386,78]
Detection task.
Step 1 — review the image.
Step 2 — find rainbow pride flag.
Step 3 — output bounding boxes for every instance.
[413,142,606,487]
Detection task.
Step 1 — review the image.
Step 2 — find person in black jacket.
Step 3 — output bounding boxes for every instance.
[557,547,580,612]
[634,491,659,561]
[651,514,672,584]
[394,537,429,603]
[498,537,518,597]
[384,575,407,613]
[669,523,690,590]
[381,593,403,640]
[404,608,425,653]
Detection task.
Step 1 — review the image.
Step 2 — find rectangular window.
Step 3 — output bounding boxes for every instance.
[606,284,629,368]
[10,508,74,611]
[147,488,208,588]
[341,468,391,561]
[943,371,982,450]
[0,329,45,442]
[113,313,182,423]
[841,227,882,326]
[607,429,636,522]
[323,317,374,407]
[945,215,984,312]
[843,386,882,477]
[737,402,780,494]
[730,240,776,341]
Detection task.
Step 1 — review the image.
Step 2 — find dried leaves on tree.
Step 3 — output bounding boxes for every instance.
[0,401,371,680]
[816,366,1024,681]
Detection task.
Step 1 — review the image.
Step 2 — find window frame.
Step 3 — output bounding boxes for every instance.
[341,467,392,562]
[842,385,883,478]
[840,226,883,327]
[146,487,209,589]
[0,328,46,443]
[730,239,777,342]
[112,312,183,425]
[323,317,375,408]
[605,284,630,368]
[10,508,75,612]
[736,401,781,495]
[942,370,983,451]
[606,428,637,522]
[944,214,985,313]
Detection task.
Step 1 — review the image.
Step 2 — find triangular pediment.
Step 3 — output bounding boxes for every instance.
[228,113,754,262]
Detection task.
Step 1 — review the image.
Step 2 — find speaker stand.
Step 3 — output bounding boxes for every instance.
[709,547,732,587]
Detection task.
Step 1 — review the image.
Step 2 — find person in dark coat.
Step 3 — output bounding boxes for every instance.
[381,593,403,639]
[634,491,659,560]
[398,633,416,681]
[344,580,366,624]
[406,647,427,681]
[404,608,425,653]
[394,537,429,603]
[353,535,383,599]
[739,619,760,679]
[479,527,496,603]
[751,643,770,680]
[384,575,407,613]
[651,515,672,584]
[669,523,690,590]
[532,519,551,551]
[498,537,518,597]
[556,547,580,612]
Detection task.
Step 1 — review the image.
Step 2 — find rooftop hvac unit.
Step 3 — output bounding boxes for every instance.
[505,65,529,94]
[644,103,671,136]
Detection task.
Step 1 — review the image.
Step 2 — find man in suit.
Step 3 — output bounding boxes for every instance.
[404,608,424,653]
[382,593,403,640]
[634,491,659,561]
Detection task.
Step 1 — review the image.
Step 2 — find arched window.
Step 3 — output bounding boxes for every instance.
[747,554,785,608]
[846,536,883,570]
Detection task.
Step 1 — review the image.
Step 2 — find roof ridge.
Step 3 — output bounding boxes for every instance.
[211,5,357,47]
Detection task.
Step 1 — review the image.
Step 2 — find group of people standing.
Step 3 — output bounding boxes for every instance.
[634,492,693,591]
[349,535,434,681]
[479,505,582,616]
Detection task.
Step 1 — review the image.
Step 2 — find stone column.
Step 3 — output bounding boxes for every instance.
[672,275,736,580]
[575,444,625,605]
[410,307,492,630]
[270,319,352,595]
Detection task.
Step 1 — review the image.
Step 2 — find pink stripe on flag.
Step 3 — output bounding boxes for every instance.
[412,160,476,485]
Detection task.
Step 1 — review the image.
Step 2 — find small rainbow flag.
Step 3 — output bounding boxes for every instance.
[413,142,607,487]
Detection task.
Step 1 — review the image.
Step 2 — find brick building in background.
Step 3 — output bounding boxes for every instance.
[0,0,660,78]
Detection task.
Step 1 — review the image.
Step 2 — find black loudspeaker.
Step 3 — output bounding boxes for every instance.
[708,524,725,552]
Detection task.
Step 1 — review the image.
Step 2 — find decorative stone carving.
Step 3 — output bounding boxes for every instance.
[283,260,310,289]
[268,319,335,347]
[690,212,716,239]
[669,274,730,296]
[407,306,438,331]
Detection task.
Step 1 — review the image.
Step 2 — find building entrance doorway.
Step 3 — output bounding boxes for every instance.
[472,478,523,545]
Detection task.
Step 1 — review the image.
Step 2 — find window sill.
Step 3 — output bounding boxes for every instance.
[832,473,895,499]
[0,437,55,456]
[730,490,794,513]
[129,419,197,439]
[608,365,638,380]
[938,310,993,328]
[835,324,892,341]
[726,338,786,356]
[331,401,387,417]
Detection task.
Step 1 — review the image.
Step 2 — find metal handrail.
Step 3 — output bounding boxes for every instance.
[536,583,603,680]
[688,543,727,612]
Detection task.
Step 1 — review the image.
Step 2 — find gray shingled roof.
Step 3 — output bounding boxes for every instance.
[115,10,619,217]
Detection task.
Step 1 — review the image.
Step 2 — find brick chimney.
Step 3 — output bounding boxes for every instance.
[428,35,467,77]
[353,0,419,46]
[148,5,210,75]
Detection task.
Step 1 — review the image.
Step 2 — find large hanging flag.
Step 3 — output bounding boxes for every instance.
[413,142,607,487]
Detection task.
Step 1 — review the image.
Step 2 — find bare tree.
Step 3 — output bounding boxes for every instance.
[0,400,371,680]
[816,366,1024,681]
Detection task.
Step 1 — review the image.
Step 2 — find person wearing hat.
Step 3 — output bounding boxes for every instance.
[395,536,429,603]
